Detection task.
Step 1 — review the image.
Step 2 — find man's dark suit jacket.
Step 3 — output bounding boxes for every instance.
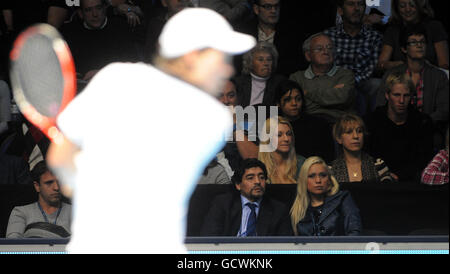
[235,74,286,108]
[200,191,293,236]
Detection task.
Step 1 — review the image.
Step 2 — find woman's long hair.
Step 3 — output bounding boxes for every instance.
[258,116,298,184]
[290,156,339,235]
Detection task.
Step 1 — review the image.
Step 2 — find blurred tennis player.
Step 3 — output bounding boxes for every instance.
[46,8,256,253]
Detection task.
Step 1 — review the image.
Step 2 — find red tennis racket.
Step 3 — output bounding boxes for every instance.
[9,23,76,144]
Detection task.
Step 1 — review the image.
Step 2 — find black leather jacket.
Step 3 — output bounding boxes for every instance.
[296,190,362,236]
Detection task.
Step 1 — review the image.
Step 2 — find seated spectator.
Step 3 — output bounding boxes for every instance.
[197,159,231,185]
[258,116,305,184]
[377,0,449,72]
[144,0,192,62]
[215,78,244,178]
[61,0,139,82]
[280,1,337,72]
[365,70,434,181]
[200,158,292,236]
[331,113,395,183]
[218,78,240,107]
[275,79,335,163]
[376,25,449,124]
[235,41,286,107]
[421,126,449,186]
[290,156,362,236]
[290,32,356,124]
[236,0,301,76]
[324,0,383,117]
[6,161,71,238]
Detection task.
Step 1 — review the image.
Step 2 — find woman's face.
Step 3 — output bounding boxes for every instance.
[275,123,293,154]
[307,163,330,195]
[338,122,364,153]
[251,50,273,78]
[397,0,419,24]
[279,89,302,119]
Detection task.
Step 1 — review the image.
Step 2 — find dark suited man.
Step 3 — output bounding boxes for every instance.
[200,158,292,236]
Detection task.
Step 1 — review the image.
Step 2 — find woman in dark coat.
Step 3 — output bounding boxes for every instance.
[290,156,362,236]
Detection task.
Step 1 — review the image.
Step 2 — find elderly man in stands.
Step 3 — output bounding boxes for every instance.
[61,0,139,82]
[324,0,383,117]
[289,32,356,124]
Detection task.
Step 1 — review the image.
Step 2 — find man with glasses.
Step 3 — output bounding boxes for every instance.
[324,0,383,117]
[289,32,356,124]
[237,0,299,76]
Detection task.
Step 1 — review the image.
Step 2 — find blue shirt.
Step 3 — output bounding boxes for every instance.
[237,195,262,237]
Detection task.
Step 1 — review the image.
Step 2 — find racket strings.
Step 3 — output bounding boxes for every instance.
[16,34,64,118]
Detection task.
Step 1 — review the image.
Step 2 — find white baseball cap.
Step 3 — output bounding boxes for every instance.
[158,8,256,58]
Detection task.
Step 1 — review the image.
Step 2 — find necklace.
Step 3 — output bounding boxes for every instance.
[352,172,358,177]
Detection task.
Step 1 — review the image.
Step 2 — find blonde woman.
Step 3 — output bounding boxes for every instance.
[290,156,361,236]
[331,113,395,183]
[258,116,305,184]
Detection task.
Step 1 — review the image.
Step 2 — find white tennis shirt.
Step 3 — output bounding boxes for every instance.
[57,62,232,253]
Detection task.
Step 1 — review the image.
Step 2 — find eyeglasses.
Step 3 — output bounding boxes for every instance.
[407,40,426,47]
[257,3,280,10]
[310,45,334,53]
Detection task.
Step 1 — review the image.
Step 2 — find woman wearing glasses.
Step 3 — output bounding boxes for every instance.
[376,24,449,126]
[377,0,448,71]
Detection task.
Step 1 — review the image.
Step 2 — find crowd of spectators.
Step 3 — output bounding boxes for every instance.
[0,0,448,238]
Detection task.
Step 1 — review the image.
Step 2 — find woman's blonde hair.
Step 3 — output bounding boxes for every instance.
[258,116,298,184]
[332,113,366,143]
[290,156,339,235]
